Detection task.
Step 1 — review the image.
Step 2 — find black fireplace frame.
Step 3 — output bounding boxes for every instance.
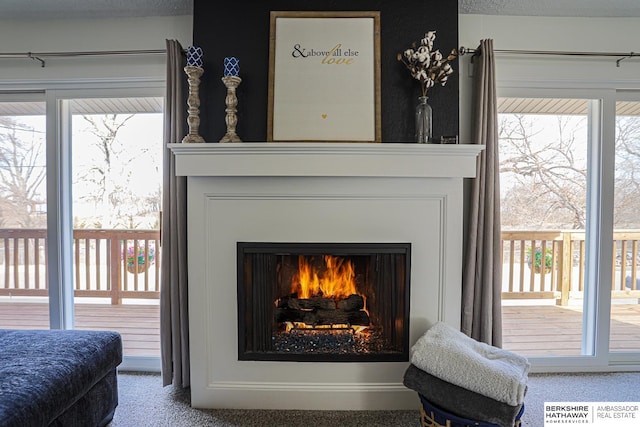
[237,242,411,362]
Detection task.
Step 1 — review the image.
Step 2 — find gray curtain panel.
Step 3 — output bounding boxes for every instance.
[160,39,190,387]
[461,39,503,347]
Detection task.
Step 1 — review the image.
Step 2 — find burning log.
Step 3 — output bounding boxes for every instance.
[308,309,370,326]
[279,295,337,310]
[275,308,370,327]
[277,295,363,311]
[275,293,369,328]
[337,294,365,311]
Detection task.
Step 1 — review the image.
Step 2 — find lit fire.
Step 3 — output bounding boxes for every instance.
[280,255,369,333]
[292,255,357,299]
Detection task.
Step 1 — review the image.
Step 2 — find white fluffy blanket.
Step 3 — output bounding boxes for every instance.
[411,322,530,406]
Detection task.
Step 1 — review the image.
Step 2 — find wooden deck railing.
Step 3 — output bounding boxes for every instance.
[3,228,640,307]
[502,230,640,305]
[0,228,160,304]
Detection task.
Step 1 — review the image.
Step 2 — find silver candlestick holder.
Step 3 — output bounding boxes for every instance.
[181,65,206,144]
[219,76,242,143]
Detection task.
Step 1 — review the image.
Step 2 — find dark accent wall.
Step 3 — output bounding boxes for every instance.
[193,1,458,142]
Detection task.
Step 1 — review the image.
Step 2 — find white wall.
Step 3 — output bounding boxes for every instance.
[458,15,640,142]
[0,15,192,85]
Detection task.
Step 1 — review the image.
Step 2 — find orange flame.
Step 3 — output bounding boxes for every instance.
[292,255,357,300]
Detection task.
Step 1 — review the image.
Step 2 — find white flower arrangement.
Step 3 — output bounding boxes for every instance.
[397,31,458,97]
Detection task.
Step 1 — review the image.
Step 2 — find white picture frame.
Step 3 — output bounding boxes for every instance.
[267,11,381,142]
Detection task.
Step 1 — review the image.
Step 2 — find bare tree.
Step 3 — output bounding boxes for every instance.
[74,113,160,229]
[499,114,588,229]
[613,116,640,228]
[80,115,133,204]
[0,117,46,228]
[500,113,640,230]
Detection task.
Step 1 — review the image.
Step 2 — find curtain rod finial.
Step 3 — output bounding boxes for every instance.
[27,52,45,67]
[616,52,636,68]
[459,46,480,57]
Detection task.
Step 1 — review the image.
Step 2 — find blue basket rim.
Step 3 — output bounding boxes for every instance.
[419,393,524,427]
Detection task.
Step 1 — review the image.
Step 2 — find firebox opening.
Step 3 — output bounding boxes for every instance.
[237,242,411,362]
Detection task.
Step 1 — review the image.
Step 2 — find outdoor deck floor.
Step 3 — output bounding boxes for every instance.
[0,301,160,357]
[1,300,639,358]
[502,303,640,356]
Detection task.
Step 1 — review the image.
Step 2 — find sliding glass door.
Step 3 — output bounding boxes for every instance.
[1,86,164,370]
[499,89,640,369]
[68,96,163,358]
[498,96,592,358]
[611,96,640,356]
[0,96,49,330]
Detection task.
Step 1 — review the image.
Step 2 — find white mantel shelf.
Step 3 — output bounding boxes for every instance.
[168,142,485,178]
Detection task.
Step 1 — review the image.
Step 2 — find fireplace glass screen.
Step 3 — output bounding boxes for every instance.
[237,242,410,362]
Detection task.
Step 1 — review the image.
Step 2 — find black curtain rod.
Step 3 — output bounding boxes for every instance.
[459,46,639,67]
[0,49,167,67]
[4,47,638,68]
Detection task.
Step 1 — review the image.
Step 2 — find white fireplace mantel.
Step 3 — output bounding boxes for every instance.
[169,142,484,411]
[168,142,484,178]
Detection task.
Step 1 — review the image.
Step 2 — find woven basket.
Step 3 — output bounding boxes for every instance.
[126,263,149,275]
[419,394,523,427]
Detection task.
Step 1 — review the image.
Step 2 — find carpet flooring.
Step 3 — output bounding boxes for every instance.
[109,371,640,426]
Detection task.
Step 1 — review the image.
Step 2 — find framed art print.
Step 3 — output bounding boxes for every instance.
[267,11,381,142]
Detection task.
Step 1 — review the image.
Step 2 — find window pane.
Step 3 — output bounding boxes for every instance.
[0,101,49,329]
[612,101,640,353]
[499,98,590,357]
[70,97,162,357]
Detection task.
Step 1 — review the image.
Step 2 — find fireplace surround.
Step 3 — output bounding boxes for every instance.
[169,142,483,410]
